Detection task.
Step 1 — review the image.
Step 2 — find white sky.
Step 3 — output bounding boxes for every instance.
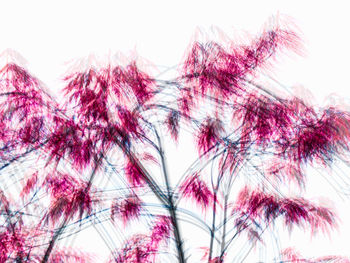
[1,0,350,261]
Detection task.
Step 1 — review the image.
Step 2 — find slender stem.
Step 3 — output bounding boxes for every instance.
[154,127,186,263]
[168,206,186,263]
[117,141,168,204]
[221,219,251,258]
[40,217,69,263]
[209,150,230,262]
[219,194,228,261]
[208,190,218,262]
[220,160,241,261]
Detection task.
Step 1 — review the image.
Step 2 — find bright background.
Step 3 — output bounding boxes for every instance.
[1,0,350,261]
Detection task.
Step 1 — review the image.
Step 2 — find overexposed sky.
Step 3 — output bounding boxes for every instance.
[0,0,349,101]
[1,0,350,261]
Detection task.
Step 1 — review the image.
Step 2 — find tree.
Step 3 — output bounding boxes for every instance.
[0,17,350,262]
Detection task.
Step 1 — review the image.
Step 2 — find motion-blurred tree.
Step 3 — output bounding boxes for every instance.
[0,17,349,263]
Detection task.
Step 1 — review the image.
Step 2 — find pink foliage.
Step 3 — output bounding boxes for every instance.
[45,116,95,170]
[17,116,44,145]
[64,69,109,123]
[0,224,29,263]
[291,109,350,164]
[0,231,19,262]
[179,173,214,209]
[111,194,142,224]
[0,17,349,263]
[123,62,155,105]
[165,110,180,141]
[281,247,350,263]
[238,94,293,148]
[280,247,303,263]
[125,159,145,187]
[179,23,300,107]
[199,247,225,263]
[117,107,142,138]
[218,142,239,174]
[20,171,38,197]
[113,234,155,263]
[0,63,50,155]
[196,117,223,155]
[150,216,172,246]
[44,173,93,224]
[266,158,305,188]
[0,63,39,94]
[235,186,336,234]
[109,216,172,262]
